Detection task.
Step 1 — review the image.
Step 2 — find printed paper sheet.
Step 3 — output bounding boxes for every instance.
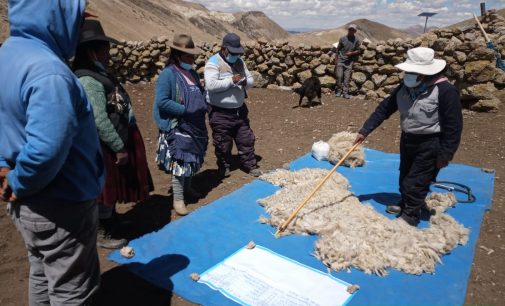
[199,245,356,306]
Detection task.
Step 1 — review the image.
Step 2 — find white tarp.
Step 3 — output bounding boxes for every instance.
[199,245,356,306]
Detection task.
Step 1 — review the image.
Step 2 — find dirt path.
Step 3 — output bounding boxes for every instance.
[1,85,503,305]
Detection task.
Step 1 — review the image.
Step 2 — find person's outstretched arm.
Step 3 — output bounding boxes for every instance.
[355,85,401,143]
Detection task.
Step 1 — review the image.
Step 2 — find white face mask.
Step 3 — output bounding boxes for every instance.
[403,73,422,88]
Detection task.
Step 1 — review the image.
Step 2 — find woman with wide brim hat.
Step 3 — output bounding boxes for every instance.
[73,19,154,249]
[153,34,208,216]
[353,47,463,227]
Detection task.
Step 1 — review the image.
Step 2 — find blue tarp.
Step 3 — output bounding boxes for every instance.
[109,148,495,306]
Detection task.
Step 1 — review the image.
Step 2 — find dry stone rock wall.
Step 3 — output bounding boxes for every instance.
[110,10,505,112]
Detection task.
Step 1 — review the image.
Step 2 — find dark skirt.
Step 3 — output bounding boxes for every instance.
[155,130,205,177]
[98,124,154,206]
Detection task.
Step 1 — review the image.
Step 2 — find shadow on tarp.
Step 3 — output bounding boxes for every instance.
[358,192,402,207]
[108,148,495,306]
[94,254,189,306]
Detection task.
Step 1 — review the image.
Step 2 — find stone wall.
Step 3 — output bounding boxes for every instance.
[110,9,505,112]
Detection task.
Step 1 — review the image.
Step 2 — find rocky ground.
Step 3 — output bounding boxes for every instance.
[0,85,504,306]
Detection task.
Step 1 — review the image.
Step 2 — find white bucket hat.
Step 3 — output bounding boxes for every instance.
[395,47,446,76]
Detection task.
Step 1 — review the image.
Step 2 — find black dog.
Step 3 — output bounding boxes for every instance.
[294,77,322,108]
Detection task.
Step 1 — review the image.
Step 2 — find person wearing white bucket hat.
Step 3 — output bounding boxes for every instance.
[354,47,463,227]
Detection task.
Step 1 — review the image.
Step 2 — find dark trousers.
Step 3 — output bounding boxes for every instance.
[335,62,353,95]
[399,133,441,221]
[209,104,257,171]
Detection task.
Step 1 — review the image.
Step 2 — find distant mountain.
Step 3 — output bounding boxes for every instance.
[89,0,290,42]
[287,18,413,46]
[286,27,319,33]
[0,0,289,43]
[402,24,438,37]
[233,11,289,41]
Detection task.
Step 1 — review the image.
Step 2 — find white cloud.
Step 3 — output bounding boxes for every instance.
[188,0,505,30]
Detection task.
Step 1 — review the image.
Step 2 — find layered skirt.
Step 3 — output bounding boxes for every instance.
[99,124,154,206]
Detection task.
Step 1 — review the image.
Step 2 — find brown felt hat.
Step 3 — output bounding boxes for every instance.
[78,19,119,45]
[170,34,202,55]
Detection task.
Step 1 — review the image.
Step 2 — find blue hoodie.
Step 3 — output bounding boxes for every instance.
[0,0,104,204]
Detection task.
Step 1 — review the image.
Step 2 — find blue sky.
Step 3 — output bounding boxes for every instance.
[190,0,505,30]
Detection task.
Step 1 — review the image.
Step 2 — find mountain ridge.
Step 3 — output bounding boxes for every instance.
[85,0,289,42]
[286,18,413,46]
[2,2,503,46]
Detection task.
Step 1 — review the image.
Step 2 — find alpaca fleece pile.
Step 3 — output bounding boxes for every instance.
[258,169,352,235]
[327,132,365,167]
[259,169,469,276]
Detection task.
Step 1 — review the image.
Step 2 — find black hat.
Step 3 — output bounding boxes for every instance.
[78,19,119,45]
[222,33,244,54]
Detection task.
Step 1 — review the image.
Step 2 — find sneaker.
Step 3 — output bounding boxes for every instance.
[335,91,342,97]
[248,168,263,177]
[97,226,128,249]
[219,167,231,178]
[343,94,351,99]
[173,199,189,216]
[386,205,402,215]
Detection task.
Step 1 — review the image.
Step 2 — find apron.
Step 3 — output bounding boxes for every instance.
[171,67,208,160]
[156,66,208,177]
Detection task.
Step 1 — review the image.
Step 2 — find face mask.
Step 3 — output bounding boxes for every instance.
[403,73,422,88]
[226,54,239,63]
[94,61,106,71]
[180,62,193,70]
[90,50,106,71]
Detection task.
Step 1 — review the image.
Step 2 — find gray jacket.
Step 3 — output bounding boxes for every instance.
[359,80,463,161]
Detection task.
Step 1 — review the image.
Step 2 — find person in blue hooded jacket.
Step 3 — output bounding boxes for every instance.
[0,0,104,304]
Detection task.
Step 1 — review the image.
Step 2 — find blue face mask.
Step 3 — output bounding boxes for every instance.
[226,54,239,63]
[403,73,422,88]
[180,62,193,70]
[94,61,106,71]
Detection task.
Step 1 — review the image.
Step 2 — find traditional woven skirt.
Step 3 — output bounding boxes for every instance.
[98,124,154,206]
[155,130,204,177]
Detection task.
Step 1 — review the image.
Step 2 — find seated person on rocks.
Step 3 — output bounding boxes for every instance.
[354,47,463,227]
[204,33,261,178]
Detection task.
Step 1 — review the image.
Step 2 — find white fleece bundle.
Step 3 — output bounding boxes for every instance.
[259,169,469,276]
[327,132,366,167]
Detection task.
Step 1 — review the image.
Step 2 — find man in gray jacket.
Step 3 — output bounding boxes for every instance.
[335,24,361,99]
